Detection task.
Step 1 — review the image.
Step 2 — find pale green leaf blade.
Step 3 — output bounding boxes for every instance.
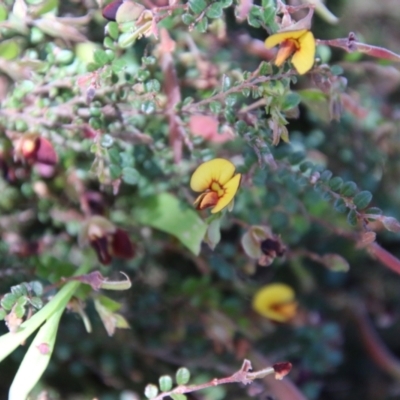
[9,307,64,400]
[135,193,207,255]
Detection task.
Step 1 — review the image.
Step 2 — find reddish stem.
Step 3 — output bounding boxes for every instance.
[368,242,400,276]
[350,303,400,380]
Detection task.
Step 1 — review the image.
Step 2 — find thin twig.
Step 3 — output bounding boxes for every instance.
[151,359,291,400]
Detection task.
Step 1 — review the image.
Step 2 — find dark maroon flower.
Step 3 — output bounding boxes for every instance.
[111,228,135,260]
[81,216,135,265]
[261,238,285,258]
[102,0,123,21]
[90,235,113,265]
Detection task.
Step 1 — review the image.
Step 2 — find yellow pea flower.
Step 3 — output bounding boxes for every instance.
[252,283,298,322]
[265,29,316,75]
[190,158,241,214]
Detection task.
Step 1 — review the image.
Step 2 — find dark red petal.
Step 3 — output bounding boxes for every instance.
[273,362,292,380]
[90,237,112,265]
[111,229,135,259]
[35,137,58,166]
[102,0,123,21]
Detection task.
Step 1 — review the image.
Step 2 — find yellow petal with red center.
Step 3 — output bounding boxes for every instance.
[265,29,307,49]
[211,173,241,214]
[291,31,315,74]
[193,191,219,210]
[190,158,236,192]
[252,283,297,322]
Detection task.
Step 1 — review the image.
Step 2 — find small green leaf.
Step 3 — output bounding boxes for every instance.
[334,198,347,213]
[330,65,343,76]
[106,49,115,62]
[188,0,207,14]
[321,191,333,202]
[97,295,122,312]
[107,21,119,40]
[93,49,109,67]
[225,93,238,107]
[340,181,358,197]
[320,170,332,182]
[144,384,159,399]
[262,6,275,25]
[145,79,161,93]
[11,284,28,297]
[114,313,130,329]
[288,151,305,165]
[89,117,102,130]
[365,207,382,216]
[159,375,173,392]
[104,36,116,50]
[182,13,195,25]
[282,92,301,111]
[137,69,150,81]
[204,217,222,250]
[259,61,272,76]
[221,0,233,7]
[143,56,156,65]
[0,40,21,60]
[299,161,313,172]
[111,58,126,73]
[87,62,100,72]
[321,254,349,272]
[32,0,58,16]
[55,49,74,64]
[101,134,114,148]
[196,17,208,33]
[94,298,129,336]
[29,281,43,296]
[176,367,191,385]
[347,209,358,226]
[222,75,231,91]
[141,100,156,114]
[1,293,18,311]
[209,101,222,114]
[328,177,343,192]
[242,87,251,97]
[14,304,26,319]
[122,167,139,185]
[0,309,6,320]
[353,191,372,210]
[182,97,194,107]
[206,3,224,18]
[16,296,28,307]
[29,297,44,309]
[108,148,121,164]
[248,7,262,28]
[235,120,248,135]
[110,164,122,180]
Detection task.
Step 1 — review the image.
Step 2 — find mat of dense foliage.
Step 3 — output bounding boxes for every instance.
[1,0,400,399]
